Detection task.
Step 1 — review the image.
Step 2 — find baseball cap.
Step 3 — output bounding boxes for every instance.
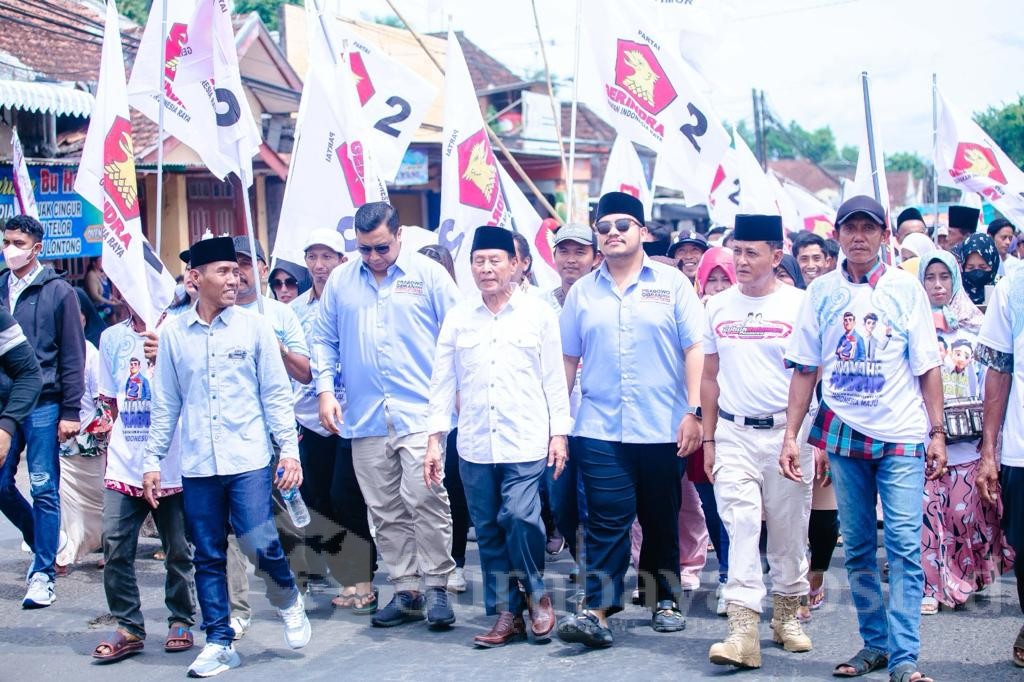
[303,228,347,254]
[667,230,709,258]
[836,195,886,227]
[553,223,596,248]
[232,235,267,263]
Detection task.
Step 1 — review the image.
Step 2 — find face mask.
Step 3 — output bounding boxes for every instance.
[962,269,992,289]
[3,244,34,271]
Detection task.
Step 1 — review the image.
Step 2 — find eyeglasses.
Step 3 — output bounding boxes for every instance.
[594,218,639,235]
[271,277,297,289]
[357,243,393,255]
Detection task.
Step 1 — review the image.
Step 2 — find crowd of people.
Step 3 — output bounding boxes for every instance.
[0,190,1021,679]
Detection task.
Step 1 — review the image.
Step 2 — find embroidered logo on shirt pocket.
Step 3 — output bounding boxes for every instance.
[228,348,248,360]
[640,287,672,305]
[394,279,425,296]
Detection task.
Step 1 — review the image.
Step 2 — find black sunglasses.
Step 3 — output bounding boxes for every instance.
[271,277,297,289]
[357,243,392,255]
[594,218,639,235]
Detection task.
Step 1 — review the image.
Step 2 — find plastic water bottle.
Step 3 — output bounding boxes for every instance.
[277,468,310,528]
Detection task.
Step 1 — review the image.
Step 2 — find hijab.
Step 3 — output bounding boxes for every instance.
[918,251,984,334]
[953,233,998,305]
[776,253,806,289]
[695,246,736,296]
[899,232,936,260]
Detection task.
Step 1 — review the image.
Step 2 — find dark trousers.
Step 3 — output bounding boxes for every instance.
[1000,464,1024,613]
[548,436,588,562]
[299,427,376,585]
[183,465,298,645]
[577,438,682,612]
[460,457,547,615]
[443,430,470,568]
[808,509,840,572]
[695,481,729,580]
[102,489,195,638]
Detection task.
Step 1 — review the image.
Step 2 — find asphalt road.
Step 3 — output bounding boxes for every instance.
[0,490,1019,680]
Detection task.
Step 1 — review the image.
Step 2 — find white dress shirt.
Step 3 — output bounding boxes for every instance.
[428,289,572,465]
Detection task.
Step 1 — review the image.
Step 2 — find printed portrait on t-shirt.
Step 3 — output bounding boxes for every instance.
[942,337,979,398]
[830,310,886,397]
[124,357,152,401]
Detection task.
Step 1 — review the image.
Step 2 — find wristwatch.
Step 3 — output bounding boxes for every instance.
[684,406,703,419]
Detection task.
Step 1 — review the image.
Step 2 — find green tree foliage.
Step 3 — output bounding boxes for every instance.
[119,0,301,30]
[886,151,927,179]
[735,119,838,163]
[975,96,1024,170]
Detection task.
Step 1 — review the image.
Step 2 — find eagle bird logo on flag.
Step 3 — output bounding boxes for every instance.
[952,142,1007,185]
[337,140,368,207]
[164,23,189,107]
[614,40,677,115]
[102,116,140,221]
[348,51,375,106]
[458,129,499,211]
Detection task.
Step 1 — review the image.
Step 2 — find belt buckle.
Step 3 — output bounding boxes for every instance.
[747,417,774,430]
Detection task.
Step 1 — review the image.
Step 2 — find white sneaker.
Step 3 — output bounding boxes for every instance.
[716,588,728,616]
[187,643,240,678]
[22,572,55,609]
[229,616,251,641]
[278,597,311,649]
[447,567,467,593]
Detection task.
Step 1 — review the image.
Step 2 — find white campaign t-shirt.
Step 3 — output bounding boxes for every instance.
[977,270,1024,467]
[704,284,804,417]
[786,266,941,443]
[98,321,183,489]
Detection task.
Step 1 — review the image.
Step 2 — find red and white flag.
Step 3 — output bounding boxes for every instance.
[600,136,653,220]
[173,0,262,186]
[330,18,438,182]
[579,0,729,202]
[937,89,1024,226]
[438,30,556,292]
[707,129,778,227]
[782,179,836,237]
[74,0,175,328]
[272,0,388,265]
[11,128,37,219]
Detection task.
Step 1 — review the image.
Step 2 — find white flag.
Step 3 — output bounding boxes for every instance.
[174,0,262,186]
[937,89,1024,226]
[706,130,778,227]
[653,0,729,86]
[579,0,729,201]
[600,136,653,220]
[439,30,556,293]
[272,0,388,266]
[847,80,890,217]
[74,0,175,329]
[330,19,438,182]
[11,128,37,219]
[782,180,836,237]
[767,171,799,233]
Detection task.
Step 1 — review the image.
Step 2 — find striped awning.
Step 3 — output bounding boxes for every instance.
[0,79,94,117]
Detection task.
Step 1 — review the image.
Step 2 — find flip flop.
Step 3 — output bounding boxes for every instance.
[164,623,193,652]
[352,589,379,616]
[833,648,888,677]
[332,591,358,609]
[1014,625,1024,668]
[92,630,144,663]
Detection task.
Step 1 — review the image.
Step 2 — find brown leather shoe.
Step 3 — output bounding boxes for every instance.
[529,594,556,639]
[473,612,526,648]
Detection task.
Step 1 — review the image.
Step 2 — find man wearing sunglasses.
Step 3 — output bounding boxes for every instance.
[556,191,705,649]
[313,201,461,631]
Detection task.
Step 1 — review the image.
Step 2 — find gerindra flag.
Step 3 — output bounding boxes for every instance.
[11,128,37,219]
[174,0,262,186]
[600,136,653,220]
[272,0,388,266]
[937,89,1024,226]
[439,29,556,292]
[707,130,778,228]
[74,0,175,328]
[782,180,836,237]
[579,0,729,199]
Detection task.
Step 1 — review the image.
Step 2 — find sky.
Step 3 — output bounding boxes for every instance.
[339,0,1024,159]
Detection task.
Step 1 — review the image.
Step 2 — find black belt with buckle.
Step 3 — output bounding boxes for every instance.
[720,409,775,430]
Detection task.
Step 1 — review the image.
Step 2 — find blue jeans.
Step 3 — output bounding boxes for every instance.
[829,453,924,674]
[0,402,61,579]
[695,481,729,581]
[460,458,547,615]
[182,465,299,645]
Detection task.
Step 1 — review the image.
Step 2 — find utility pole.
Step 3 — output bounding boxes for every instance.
[759,90,769,168]
[752,88,765,170]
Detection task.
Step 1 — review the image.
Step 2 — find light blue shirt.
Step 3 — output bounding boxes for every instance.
[239,296,308,355]
[312,246,461,438]
[144,305,300,477]
[559,256,704,444]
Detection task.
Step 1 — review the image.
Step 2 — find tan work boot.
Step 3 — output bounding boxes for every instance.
[709,604,762,668]
[771,594,812,652]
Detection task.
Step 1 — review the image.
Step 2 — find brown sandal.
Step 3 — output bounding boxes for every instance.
[332,590,358,608]
[164,623,193,652]
[92,630,144,663]
[1014,625,1024,668]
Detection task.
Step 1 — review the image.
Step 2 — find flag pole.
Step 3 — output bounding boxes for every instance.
[240,171,264,314]
[530,0,568,183]
[565,0,582,224]
[931,73,939,230]
[860,71,882,207]
[382,0,561,221]
[154,0,167,258]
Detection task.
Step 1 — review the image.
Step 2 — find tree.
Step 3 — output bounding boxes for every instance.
[119,0,149,25]
[975,96,1024,170]
[886,151,927,180]
[840,145,858,164]
[372,15,404,28]
[119,0,301,30]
